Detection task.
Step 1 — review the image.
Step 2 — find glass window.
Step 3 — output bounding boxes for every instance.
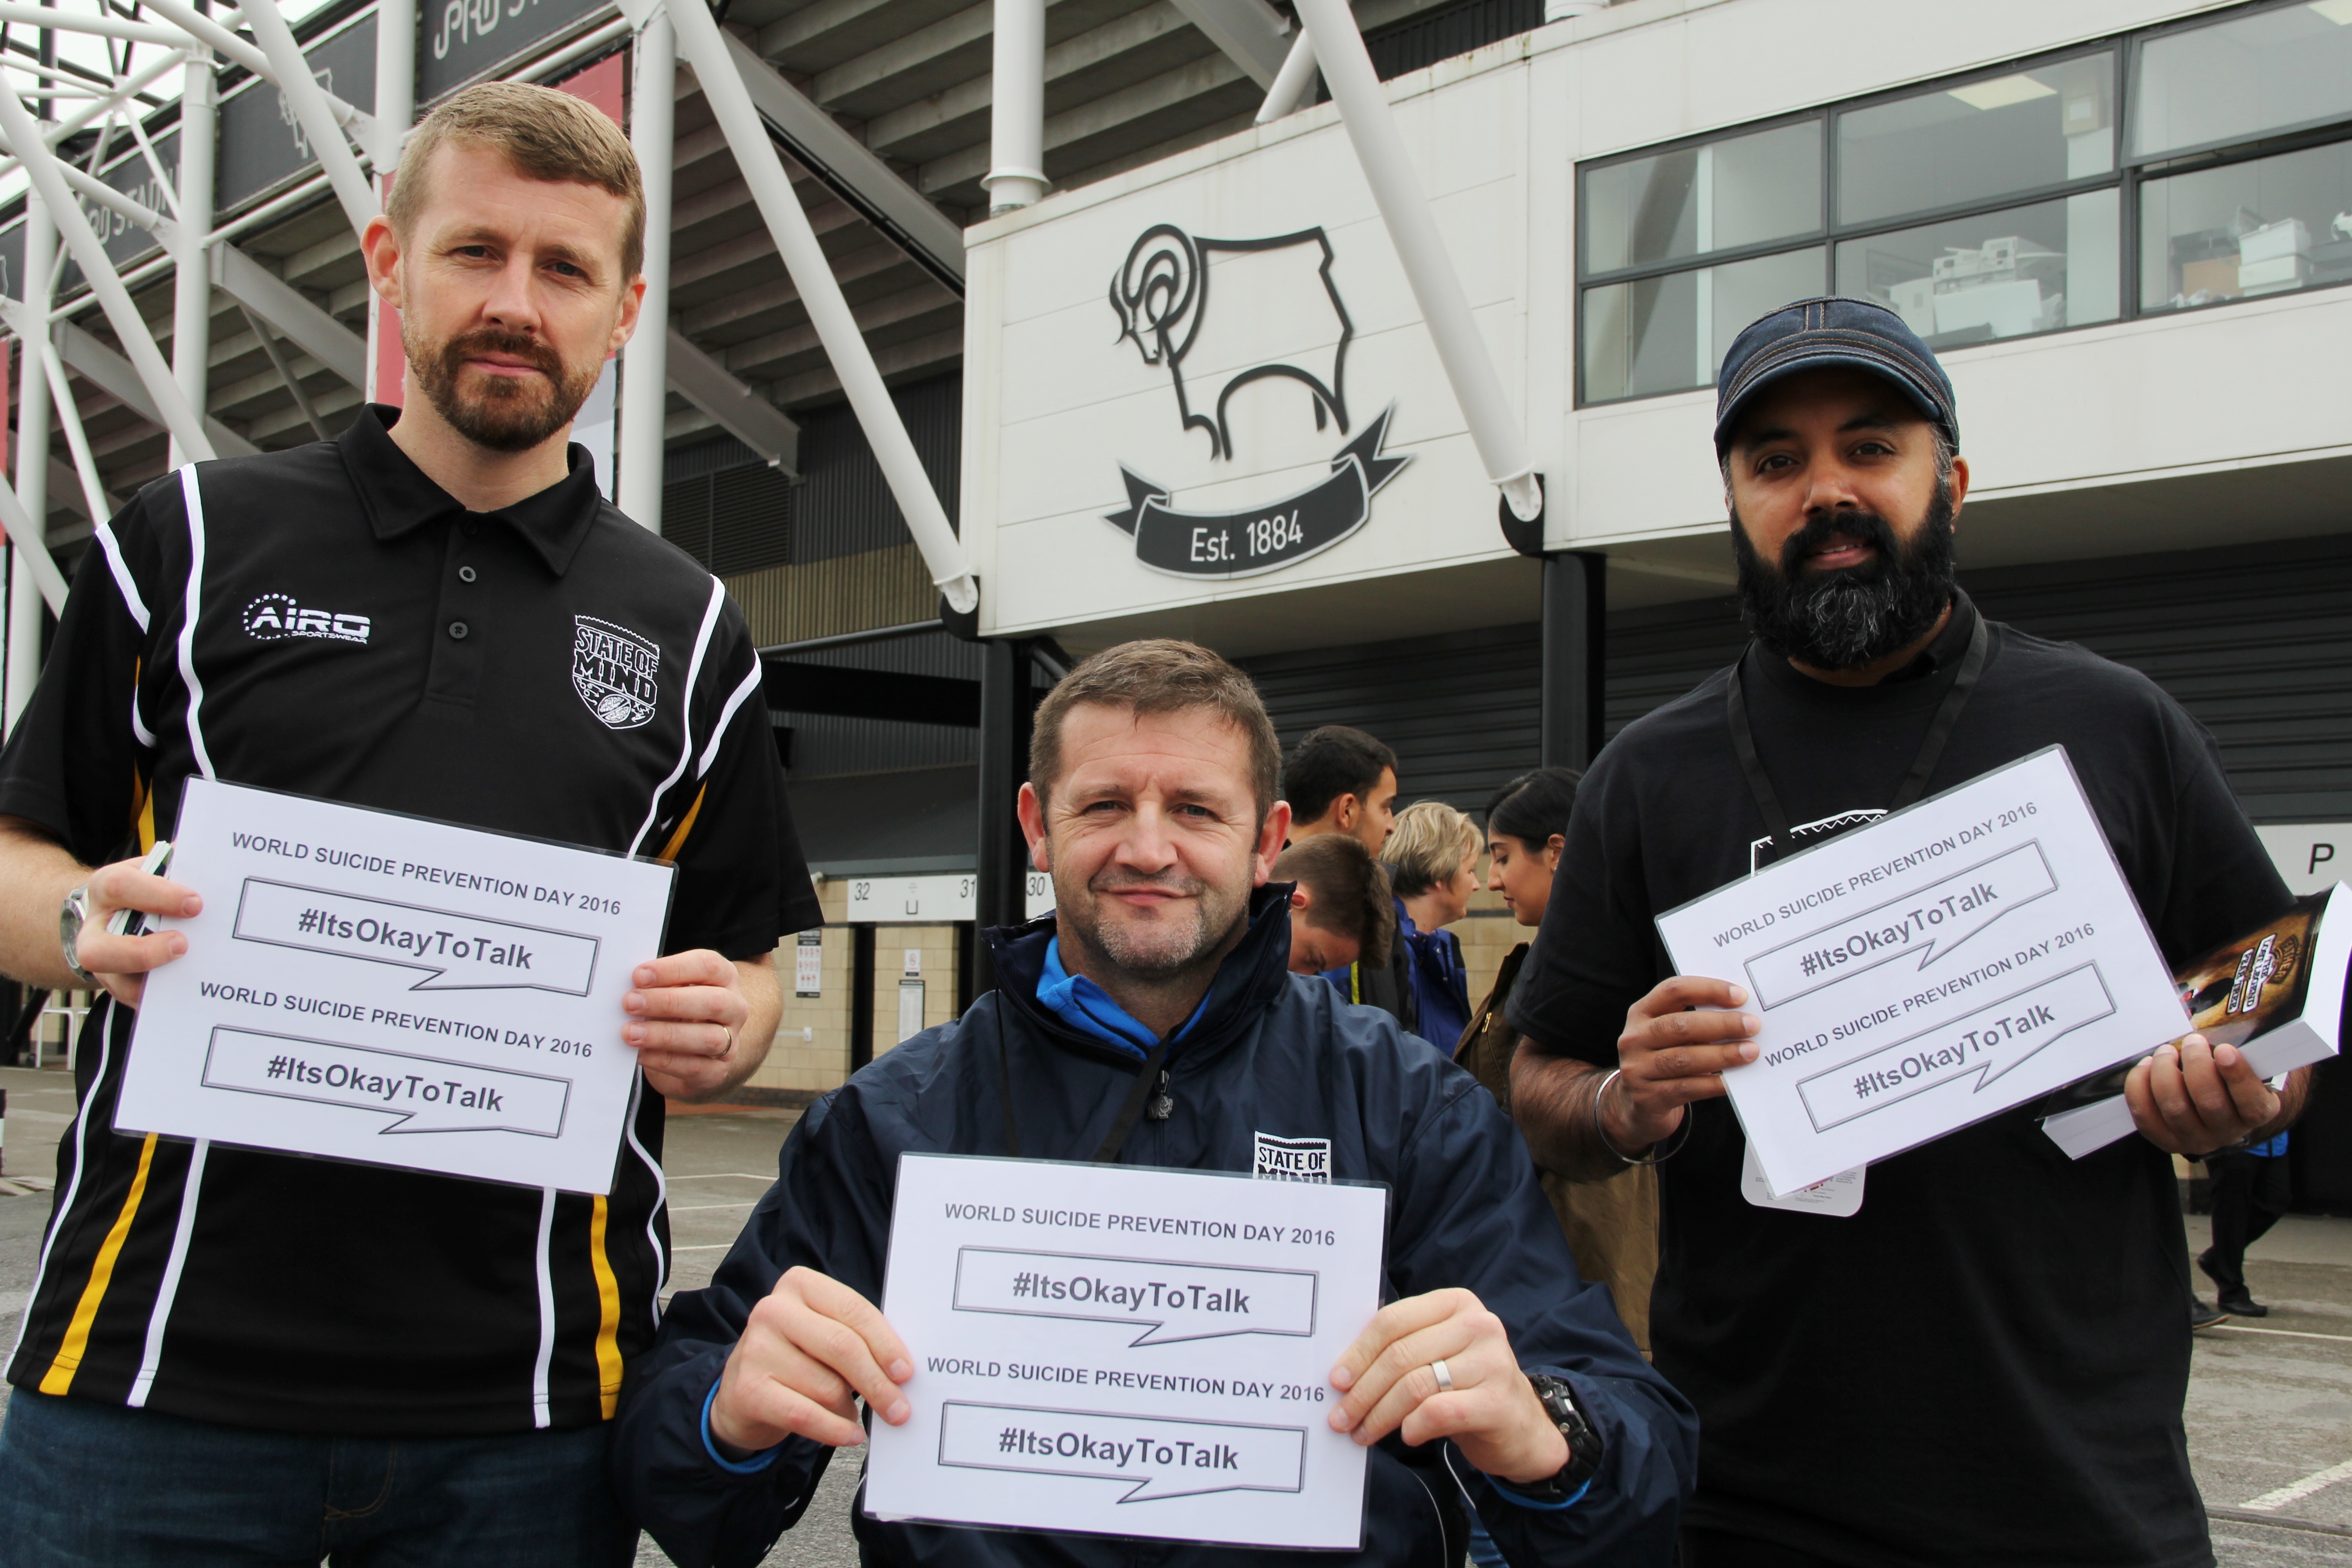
[1582,121,1822,273]
[2138,138,2352,310]
[2131,3,2352,162]
[1838,54,2113,226]
[1835,191,2119,348]
[1582,248,1825,402]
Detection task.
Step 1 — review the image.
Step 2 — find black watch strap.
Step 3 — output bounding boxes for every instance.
[1511,1374,1603,1504]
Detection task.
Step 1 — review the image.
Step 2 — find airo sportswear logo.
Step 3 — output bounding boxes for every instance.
[243,593,370,644]
[572,615,661,730]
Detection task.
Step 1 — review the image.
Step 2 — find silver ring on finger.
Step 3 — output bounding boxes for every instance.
[1430,1358,1454,1393]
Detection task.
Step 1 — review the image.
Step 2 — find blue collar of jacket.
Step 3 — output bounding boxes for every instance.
[985,883,1298,1069]
[1038,938,1210,1058]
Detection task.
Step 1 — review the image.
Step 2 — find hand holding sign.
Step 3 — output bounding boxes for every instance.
[1327,1288,1569,1489]
[710,1266,915,1455]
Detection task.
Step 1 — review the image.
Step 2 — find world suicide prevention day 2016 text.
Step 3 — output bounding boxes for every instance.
[1655,747,2187,1197]
[864,1155,1387,1549]
[116,779,675,1194]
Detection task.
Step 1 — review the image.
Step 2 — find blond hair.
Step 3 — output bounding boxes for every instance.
[1029,640,1282,818]
[1381,800,1480,897]
[389,80,647,280]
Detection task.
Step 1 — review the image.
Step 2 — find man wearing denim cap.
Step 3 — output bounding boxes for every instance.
[1506,296,2312,1568]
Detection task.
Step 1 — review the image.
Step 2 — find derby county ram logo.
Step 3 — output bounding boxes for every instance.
[571,615,660,731]
[1106,224,1405,579]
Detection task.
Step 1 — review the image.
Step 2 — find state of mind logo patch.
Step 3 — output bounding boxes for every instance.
[571,615,660,730]
[1252,1132,1331,1183]
[242,592,371,644]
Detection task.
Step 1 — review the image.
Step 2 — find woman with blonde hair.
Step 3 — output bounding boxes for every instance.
[1379,799,1482,1049]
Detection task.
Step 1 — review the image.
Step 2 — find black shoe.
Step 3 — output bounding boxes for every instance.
[2191,1299,2232,1330]
[2217,1289,2269,1318]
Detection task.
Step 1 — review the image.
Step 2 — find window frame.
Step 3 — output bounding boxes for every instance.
[1573,0,2352,409]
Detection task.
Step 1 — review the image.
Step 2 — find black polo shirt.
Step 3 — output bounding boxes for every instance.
[0,406,819,1436]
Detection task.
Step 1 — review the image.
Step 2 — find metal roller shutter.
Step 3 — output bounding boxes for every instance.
[1246,532,2352,823]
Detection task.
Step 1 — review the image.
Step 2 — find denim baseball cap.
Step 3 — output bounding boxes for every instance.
[1713,296,1958,457]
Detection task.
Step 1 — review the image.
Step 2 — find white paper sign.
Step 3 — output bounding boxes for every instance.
[116,779,676,1194]
[1656,748,2186,1197]
[865,1154,1387,1548]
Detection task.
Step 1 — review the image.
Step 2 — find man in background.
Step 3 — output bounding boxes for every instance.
[1283,725,1413,1027]
[1274,833,1395,978]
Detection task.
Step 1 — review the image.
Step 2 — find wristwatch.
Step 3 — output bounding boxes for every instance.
[59,884,101,987]
[1514,1374,1604,1503]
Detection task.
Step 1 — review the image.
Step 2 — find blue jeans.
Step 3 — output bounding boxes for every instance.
[0,1391,636,1567]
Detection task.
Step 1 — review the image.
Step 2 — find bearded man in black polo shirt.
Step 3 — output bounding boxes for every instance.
[1508,297,2312,1568]
[0,82,817,1564]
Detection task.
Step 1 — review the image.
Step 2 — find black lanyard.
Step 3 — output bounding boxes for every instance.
[1726,612,1989,868]
[996,1003,1176,1164]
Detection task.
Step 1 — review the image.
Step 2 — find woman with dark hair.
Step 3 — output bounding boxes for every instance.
[1457,767,1658,1354]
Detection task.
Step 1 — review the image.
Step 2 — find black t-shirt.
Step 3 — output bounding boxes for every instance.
[1,408,820,1436]
[1509,591,2286,1568]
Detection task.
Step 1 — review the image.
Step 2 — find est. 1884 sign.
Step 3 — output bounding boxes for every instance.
[1103,224,1408,578]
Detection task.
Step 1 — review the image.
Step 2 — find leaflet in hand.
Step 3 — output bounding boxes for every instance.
[2041,884,2350,1158]
[863,1153,1387,1549]
[115,778,675,1193]
[1655,747,2187,1196]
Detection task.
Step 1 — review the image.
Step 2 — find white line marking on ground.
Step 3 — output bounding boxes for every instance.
[667,1202,756,1211]
[2207,1324,2352,1344]
[665,1173,774,1182]
[2242,1457,2352,1512]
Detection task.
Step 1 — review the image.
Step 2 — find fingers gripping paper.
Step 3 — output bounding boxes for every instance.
[864,1154,1387,1548]
[1655,748,2187,1196]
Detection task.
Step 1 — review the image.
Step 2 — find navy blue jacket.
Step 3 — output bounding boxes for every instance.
[612,891,1695,1567]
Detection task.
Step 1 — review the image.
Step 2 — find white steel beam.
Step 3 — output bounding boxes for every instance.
[1166,0,1290,90]
[719,27,965,291]
[39,336,116,526]
[0,473,68,615]
[236,303,332,441]
[985,0,1044,212]
[371,0,415,173]
[51,319,259,459]
[1293,0,1541,521]
[0,82,217,462]
[137,0,379,152]
[5,190,54,732]
[212,245,367,390]
[1256,30,1317,122]
[656,0,977,612]
[664,328,799,475]
[171,49,217,468]
[0,6,185,49]
[618,8,675,531]
[231,0,378,236]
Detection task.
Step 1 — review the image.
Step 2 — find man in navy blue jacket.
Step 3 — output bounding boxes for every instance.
[612,640,1696,1567]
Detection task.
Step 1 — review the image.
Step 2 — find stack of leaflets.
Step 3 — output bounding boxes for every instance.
[2041,885,2350,1157]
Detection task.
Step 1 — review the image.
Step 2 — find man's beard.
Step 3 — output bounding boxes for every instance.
[1732,483,1957,670]
[405,326,601,454]
[1053,857,1250,987]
